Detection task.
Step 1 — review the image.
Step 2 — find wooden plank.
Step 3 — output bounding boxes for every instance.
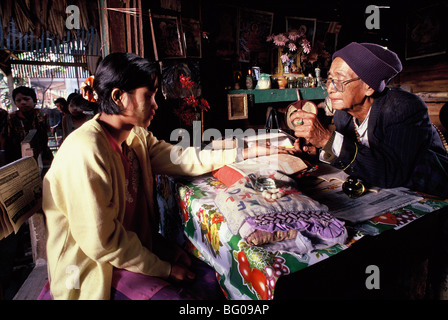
[398,61,448,93]
[28,212,47,264]
[137,0,144,57]
[417,92,448,103]
[125,0,132,53]
[0,15,3,49]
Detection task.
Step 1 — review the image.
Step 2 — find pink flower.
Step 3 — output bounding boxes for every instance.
[280,54,289,63]
[273,34,288,46]
[288,31,301,41]
[267,31,311,57]
[301,39,311,54]
[288,43,297,52]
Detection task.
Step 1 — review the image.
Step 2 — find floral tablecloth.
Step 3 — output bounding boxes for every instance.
[155,173,448,300]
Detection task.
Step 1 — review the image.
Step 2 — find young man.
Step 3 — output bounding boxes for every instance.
[5,86,53,165]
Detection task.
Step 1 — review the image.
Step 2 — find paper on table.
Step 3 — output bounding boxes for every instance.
[299,165,423,223]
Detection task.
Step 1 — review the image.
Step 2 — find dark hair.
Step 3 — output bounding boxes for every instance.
[12,86,37,103]
[93,52,159,114]
[66,92,78,105]
[54,97,69,114]
[69,94,98,113]
[54,97,67,106]
[69,94,89,109]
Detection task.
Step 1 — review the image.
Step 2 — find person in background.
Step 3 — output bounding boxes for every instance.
[51,97,69,137]
[5,86,53,166]
[40,52,279,300]
[290,42,448,198]
[61,93,94,141]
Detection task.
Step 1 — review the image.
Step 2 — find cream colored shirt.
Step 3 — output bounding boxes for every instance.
[43,115,236,299]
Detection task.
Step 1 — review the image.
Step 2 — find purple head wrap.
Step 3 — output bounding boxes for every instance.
[332,42,402,92]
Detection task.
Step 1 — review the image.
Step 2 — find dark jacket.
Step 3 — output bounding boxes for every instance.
[327,87,448,198]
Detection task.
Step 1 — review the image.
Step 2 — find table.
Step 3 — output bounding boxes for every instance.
[155,169,448,300]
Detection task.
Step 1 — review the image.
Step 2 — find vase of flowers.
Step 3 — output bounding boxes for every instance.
[267,31,311,75]
[174,74,210,128]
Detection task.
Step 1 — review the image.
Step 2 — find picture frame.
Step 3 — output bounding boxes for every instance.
[238,8,274,63]
[149,11,185,60]
[227,93,248,120]
[215,4,239,60]
[405,3,447,60]
[286,17,316,46]
[160,0,181,12]
[182,18,202,58]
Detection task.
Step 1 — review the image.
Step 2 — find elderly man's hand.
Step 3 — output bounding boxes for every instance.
[290,109,331,149]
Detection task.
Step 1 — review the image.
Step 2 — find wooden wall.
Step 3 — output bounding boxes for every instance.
[391,58,448,136]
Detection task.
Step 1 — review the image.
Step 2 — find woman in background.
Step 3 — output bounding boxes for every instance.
[61,93,94,141]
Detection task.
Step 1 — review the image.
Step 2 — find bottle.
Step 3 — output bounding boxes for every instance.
[315,67,322,87]
[246,69,254,90]
[308,73,315,87]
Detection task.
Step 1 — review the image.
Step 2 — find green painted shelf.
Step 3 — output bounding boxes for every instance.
[228,87,326,104]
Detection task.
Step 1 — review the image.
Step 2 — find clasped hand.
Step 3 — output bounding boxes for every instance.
[289,109,331,152]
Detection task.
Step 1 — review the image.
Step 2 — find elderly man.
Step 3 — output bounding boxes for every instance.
[291,42,448,198]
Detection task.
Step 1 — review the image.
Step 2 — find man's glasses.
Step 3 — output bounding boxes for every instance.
[321,77,360,92]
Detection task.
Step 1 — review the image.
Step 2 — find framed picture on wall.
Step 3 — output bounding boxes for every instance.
[215,4,239,60]
[238,8,274,63]
[405,3,447,60]
[286,17,316,46]
[314,20,338,53]
[227,93,248,120]
[149,11,185,60]
[182,18,202,58]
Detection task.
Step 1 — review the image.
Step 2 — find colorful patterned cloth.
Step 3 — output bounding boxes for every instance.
[155,173,448,300]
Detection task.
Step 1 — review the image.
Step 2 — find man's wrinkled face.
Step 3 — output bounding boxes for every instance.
[326,57,369,111]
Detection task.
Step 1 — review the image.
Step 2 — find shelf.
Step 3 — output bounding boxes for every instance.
[228,87,326,104]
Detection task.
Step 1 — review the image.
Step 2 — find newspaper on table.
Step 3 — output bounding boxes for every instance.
[0,156,42,240]
[299,164,423,224]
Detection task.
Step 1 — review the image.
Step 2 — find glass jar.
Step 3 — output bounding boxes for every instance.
[287,77,296,88]
[256,74,271,89]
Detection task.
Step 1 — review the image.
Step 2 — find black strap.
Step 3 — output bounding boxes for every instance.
[265,107,279,132]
